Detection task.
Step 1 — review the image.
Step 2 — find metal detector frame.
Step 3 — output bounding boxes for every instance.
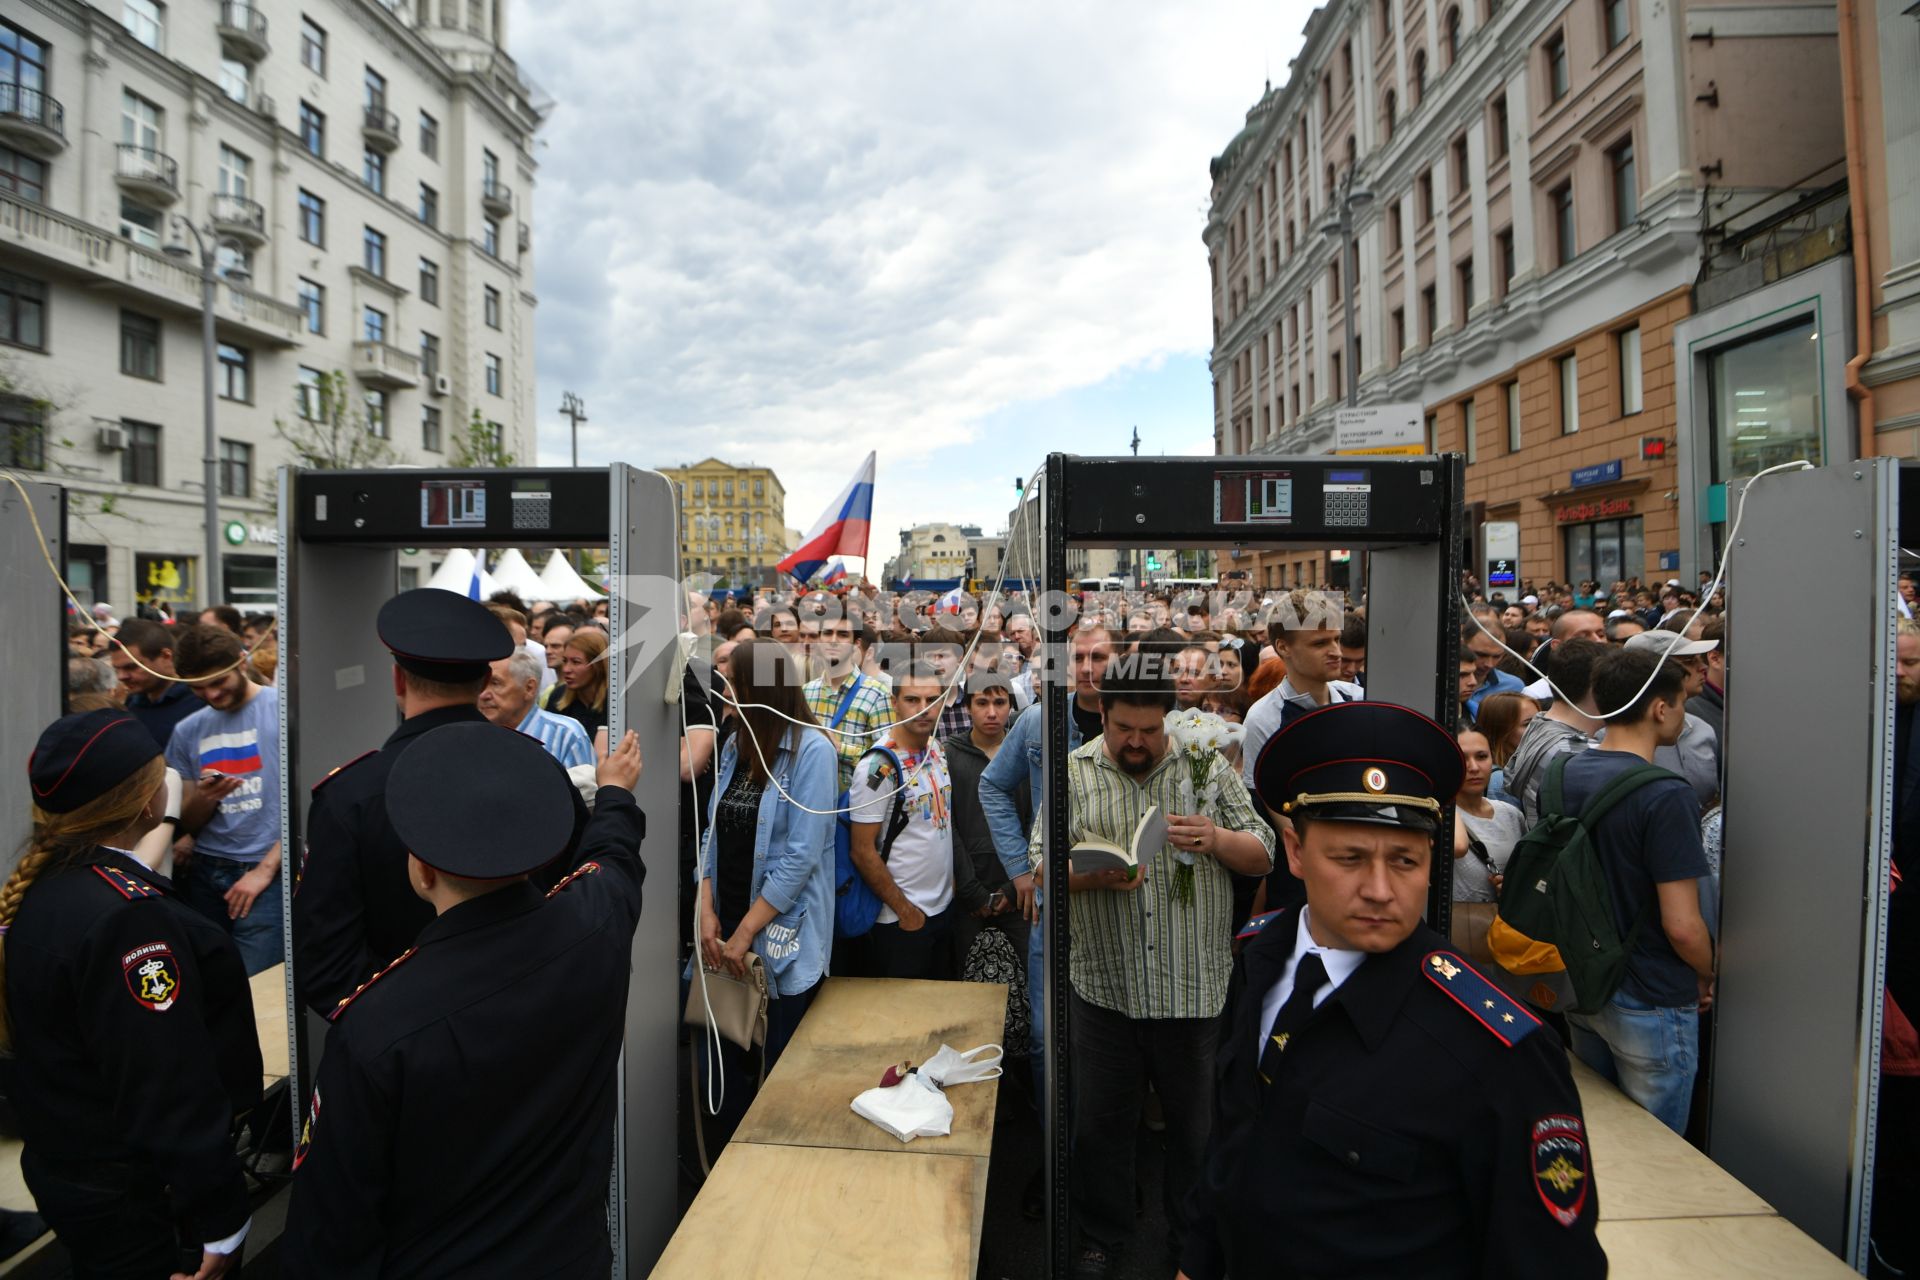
[0,476,66,857]
[1036,452,1466,1275]
[275,463,682,1275]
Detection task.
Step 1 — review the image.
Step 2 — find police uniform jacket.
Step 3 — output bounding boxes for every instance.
[1,850,261,1242]
[1180,909,1607,1280]
[292,704,487,1016]
[282,787,647,1278]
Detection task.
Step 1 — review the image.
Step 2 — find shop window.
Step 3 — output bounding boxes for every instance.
[1706,317,1823,483]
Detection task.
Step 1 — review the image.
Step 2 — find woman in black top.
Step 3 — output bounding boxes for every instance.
[551,625,609,738]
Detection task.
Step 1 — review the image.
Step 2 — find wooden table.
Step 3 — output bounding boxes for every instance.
[653,978,1008,1280]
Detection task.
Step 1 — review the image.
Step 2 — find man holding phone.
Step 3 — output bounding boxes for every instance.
[164,624,283,975]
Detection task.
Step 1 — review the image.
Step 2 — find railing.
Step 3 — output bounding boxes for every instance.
[0,190,115,263]
[209,193,265,236]
[116,143,178,193]
[216,2,269,47]
[481,178,513,209]
[353,340,421,382]
[0,84,65,138]
[362,105,400,136]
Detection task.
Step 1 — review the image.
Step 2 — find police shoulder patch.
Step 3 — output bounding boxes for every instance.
[94,864,163,900]
[1235,909,1285,941]
[329,947,418,1022]
[1421,949,1542,1047]
[545,861,601,898]
[312,750,378,794]
[1531,1114,1592,1226]
[122,941,181,1012]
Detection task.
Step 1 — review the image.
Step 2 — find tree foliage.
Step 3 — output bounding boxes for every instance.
[274,370,396,470]
[450,408,515,468]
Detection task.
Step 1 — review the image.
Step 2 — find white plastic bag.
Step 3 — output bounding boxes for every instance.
[851,1073,953,1143]
[920,1043,1004,1088]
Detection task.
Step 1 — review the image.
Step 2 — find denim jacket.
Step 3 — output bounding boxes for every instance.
[696,725,837,997]
[980,699,1088,884]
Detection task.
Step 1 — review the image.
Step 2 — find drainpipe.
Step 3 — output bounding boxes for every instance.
[1836,0,1876,457]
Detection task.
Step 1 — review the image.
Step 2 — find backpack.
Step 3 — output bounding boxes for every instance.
[833,745,912,939]
[1496,752,1681,1015]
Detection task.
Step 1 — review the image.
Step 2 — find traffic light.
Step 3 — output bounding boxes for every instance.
[1146,555,1161,571]
[1641,437,1669,461]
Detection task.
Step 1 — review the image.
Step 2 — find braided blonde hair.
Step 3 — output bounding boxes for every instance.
[0,757,165,1053]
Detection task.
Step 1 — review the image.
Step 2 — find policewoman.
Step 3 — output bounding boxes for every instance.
[292,588,516,1015]
[1178,702,1606,1280]
[0,710,262,1279]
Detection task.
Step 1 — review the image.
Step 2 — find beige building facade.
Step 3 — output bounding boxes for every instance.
[0,0,545,612]
[657,457,788,586]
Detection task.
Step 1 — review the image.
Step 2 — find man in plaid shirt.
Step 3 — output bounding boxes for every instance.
[802,615,893,791]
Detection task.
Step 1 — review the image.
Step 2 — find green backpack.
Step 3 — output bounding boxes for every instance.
[1496,752,1681,1015]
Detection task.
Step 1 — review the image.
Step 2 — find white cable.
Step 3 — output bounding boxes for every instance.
[1461,458,1812,720]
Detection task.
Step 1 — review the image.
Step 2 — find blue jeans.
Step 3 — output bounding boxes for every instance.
[179,853,285,976]
[1568,990,1700,1134]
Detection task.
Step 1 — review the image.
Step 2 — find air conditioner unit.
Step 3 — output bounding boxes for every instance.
[96,423,127,451]
[432,373,452,397]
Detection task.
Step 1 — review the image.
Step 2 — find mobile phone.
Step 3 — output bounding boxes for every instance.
[986,889,1009,912]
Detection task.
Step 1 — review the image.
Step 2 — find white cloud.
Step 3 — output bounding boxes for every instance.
[509,0,1312,565]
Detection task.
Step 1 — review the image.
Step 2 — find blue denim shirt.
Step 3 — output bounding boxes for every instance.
[697,725,837,996]
[980,698,1088,884]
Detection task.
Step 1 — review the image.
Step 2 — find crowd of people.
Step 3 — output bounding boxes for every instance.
[5,560,1914,1279]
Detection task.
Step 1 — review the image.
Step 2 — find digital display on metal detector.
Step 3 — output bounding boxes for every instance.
[420,479,487,529]
[1214,470,1294,524]
[1488,558,1518,588]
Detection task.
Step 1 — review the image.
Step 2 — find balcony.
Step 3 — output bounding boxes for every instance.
[352,339,420,389]
[115,144,179,206]
[361,105,400,153]
[209,193,266,246]
[0,191,300,345]
[216,2,270,62]
[480,178,513,218]
[0,85,67,157]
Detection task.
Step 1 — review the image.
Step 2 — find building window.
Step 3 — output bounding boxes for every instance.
[299,102,327,159]
[122,420,160,486]
[1418,170,1434,223]
[1457,256,1474,324]
[119,198,161,249]
[1330,258,1342,301]
[1421,283,1438,343]
[1462,397,1477,464]
[1558,353,1580,433]
[217,145,252,202]
[300,16,326,74]
[484,285,501,328]
[0,146,48,203]
[1342,40,1354,90]
[297,365,325,419]
[1505,378,1522,451]
[121,89,161,154]
[1491,95,1510,161]
[1381,0,1393,34]
[298,277,324,334]
[1565,516,1644,586]
[1618,325,1643,414]
[419,258,440,305]
[0,397,45,470]
[1384,89,1397,142]
[363,66,386,111]
[1545,32,1569,102]
[0,270,44,352]
[422,405,442,452]
[419,184,437,228]
[217,342,250,402]
[1605,0,1630,50]
[363,306,385,344]
[482,218,500,257]
[420,331,439,381]
[485,352,501,396]
[1391,306,1406,356]
[1609,137,1637,230]
[1413,49,1427,103]
[363,226,386,277]
[119,310,161,379]
[1322,73,1333,115]
[362,148,385,196]
[1452,134,1470,191]
[1551,180,1576,265]
[1706,317,1823,480]
[482,147,500,188]
[122,0,162,50]
[1387,202,1403,254]
[298,189,325,246]
[1444,6,1461,64]
[1331,351,1344,400]
[218,439,251,498]
[365,390,388,438]
[1497,226,1516,293]
[419,111,438,158]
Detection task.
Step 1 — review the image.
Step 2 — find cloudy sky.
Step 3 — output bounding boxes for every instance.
[508,0,1311,574]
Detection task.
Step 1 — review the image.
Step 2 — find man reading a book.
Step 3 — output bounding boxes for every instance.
[1031,669,1274,1277]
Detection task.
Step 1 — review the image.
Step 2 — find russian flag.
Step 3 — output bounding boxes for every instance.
[820,559,848,587]
[199,730,263,776]
[778,452,875,586]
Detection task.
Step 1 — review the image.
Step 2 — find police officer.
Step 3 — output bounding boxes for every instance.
[292,588,517,1015]
[0,710,262,1278]
[284,723,647,1276]
[1179,702,1606,1279]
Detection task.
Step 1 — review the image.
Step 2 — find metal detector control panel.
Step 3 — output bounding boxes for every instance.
[1069,456,1445,544]
[296,469,614,543]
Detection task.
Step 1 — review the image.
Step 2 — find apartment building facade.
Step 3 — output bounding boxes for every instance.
[657,457,789,586]
[0,0,545,612]
[1206,0,1845,590]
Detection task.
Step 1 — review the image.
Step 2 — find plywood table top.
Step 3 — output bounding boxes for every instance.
[1596,1215,1859,1278]
[1571,1057,1774,1223]
[732,977,1008,1159]
[251,962,290,1086]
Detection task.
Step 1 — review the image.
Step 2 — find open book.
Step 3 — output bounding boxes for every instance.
[1070,806,1168,877]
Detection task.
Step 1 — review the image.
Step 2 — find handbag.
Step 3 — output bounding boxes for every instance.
[683,951,769,1053]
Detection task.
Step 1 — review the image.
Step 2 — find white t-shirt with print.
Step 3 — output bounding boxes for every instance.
[849,737,955,924]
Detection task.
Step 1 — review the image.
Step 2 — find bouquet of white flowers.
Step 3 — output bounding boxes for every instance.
[1162,708,1247,904]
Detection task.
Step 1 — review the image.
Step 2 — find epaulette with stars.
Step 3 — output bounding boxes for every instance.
[329,947,417,1022]
[544,861,601,898]
[1235,909,1284,941]
[1422,949,1542,1047]
[312,750,378,794]
[93,864,164,900]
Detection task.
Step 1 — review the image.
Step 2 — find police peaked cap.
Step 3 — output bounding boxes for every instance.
[29,710,162,814]
[386,722,578,879]
[1253,701,1465,833]
[378,588,514,683]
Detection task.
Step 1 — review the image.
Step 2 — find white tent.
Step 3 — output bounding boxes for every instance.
[488,548,546,600]
[535,550,604,602]
[424,548,478,596]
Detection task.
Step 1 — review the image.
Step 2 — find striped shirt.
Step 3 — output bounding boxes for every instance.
[804,671,894,791]
[515,705,595,769]
[1030,737,1274,1020]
